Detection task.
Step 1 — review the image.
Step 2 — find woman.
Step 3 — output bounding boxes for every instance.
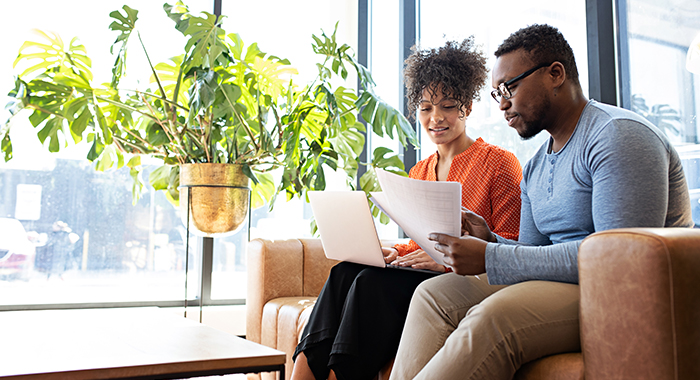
[291,37,522,380]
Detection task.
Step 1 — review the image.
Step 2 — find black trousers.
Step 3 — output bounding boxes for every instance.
[293,262,440,380]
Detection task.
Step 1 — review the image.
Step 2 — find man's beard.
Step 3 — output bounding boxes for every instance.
[518,96,550,140]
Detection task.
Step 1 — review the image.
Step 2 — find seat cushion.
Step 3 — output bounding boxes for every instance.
[261,296,317,380]
[514,353,583,380]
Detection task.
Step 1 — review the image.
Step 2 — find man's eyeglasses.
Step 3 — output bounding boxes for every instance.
[491,62,554,103]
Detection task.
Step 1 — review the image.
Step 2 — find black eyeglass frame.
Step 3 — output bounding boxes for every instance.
[491,62,554,103]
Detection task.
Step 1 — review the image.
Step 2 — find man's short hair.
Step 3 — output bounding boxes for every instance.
[495,24,580,86]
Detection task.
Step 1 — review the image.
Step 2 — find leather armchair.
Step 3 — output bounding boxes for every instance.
[246,228,700,380]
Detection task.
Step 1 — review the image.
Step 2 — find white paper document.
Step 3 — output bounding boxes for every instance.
[370,169,462,265]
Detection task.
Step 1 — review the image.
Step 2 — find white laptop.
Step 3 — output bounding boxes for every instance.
[308,191,440,273]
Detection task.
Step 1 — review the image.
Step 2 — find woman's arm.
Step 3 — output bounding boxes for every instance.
[488,151,523,241]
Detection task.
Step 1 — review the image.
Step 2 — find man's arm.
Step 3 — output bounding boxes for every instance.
[485,240,581,284]
[485,194,579,284]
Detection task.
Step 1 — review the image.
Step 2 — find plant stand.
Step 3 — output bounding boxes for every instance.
[181,185,251,323]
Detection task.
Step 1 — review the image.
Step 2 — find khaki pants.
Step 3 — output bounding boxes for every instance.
[389,273,580,380]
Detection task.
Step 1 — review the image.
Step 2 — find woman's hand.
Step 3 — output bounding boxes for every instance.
[390,249,446,273]
[382,247,399,264]
[461,207,496,242]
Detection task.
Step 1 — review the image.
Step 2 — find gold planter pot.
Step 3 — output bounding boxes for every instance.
[178,163,250,237]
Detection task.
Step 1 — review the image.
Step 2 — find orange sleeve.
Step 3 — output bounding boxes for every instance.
[488,150,522,241]
[393,239,421,257]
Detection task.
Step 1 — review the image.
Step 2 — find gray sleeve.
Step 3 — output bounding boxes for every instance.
[484,240,581,285]
[586,119,673,230]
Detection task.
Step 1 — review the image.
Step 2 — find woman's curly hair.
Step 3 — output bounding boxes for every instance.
[403,37,488,119]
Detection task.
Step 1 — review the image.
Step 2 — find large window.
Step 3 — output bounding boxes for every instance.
[621,0,700,226]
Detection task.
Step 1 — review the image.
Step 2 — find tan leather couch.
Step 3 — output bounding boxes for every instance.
[246,228,700,380]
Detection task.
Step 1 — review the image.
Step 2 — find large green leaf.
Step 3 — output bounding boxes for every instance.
[87,134,104,161]
[222,33,275,119]
[329,125,364,160]
[175,9,228,71]
[91,101,112,145]
[37,118,64,151]
[163,1,190,33]
[53,72,91,89]
[152,56,190,103]
[217,82,242,115]
[299,107,327,143]
[145,121,170,147]
[359,92,418,148]
[108,5,139,87]
[250,171,275,209]
[13,29,92,82]
[188,69,218,122]
[69,107,91,142]
[249,55,297,102]
[371,146,406,174]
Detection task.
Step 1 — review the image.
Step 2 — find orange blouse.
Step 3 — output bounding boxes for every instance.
[394,137,522,257]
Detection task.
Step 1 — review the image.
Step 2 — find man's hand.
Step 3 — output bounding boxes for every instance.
[382,247,399,264]
[461,207,496,242]
[429,233,487,275]
[390,249,446,273]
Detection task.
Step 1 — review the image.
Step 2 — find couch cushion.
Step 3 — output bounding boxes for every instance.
[261,296,317,380]
[514,353,583,380]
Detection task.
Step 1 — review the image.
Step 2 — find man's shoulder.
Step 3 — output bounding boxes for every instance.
[580,100,668,144]
[583,100,657,130]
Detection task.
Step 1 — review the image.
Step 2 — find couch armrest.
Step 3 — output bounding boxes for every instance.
[579,228,700,380]
[246,238,337,345]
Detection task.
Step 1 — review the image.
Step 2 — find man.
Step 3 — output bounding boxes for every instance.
[388,24,693,380]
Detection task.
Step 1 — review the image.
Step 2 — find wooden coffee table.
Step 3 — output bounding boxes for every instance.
[0,307,285,379]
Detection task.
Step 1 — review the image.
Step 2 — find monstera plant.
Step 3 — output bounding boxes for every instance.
[2,1,416,220]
